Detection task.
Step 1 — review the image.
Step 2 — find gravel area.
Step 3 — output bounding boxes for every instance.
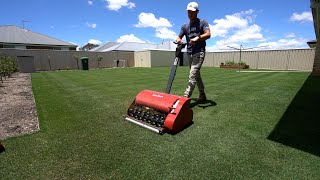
[0,73,39,140]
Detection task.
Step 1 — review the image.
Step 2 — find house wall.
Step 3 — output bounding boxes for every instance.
[150,50,175,67]
[135,50,190,67]
[116,51,135,67]
[134,51,151,67]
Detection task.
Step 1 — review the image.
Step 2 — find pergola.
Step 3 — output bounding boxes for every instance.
[311,0,319,40]
[311,0,320,75]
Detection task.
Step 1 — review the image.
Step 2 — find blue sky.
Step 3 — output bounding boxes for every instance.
[1,0,316,50]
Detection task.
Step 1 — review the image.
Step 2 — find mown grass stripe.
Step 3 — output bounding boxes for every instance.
[0,67,318,179]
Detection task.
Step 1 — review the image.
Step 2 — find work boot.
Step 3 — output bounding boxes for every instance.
[197,92,207,102]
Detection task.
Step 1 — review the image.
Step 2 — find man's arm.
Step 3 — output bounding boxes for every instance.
[191,29,210,44]
[176,25,185,44]
[176,36,183,44]
[198,29,211,41]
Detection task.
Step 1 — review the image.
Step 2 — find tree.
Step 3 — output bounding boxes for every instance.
[0,55,17,83]
[73,54,80,69]
[97,56,103,68]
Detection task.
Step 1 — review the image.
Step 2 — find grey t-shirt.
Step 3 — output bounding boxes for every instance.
[179,18,210,54]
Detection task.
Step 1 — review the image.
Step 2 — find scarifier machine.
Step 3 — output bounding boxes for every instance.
[125,43,193,135]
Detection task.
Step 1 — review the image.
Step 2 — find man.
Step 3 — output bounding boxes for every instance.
[176,1,211,101]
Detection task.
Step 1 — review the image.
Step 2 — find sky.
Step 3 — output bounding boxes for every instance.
[0,0,316,51]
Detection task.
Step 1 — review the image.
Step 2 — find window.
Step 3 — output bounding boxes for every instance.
[1,45,15,48]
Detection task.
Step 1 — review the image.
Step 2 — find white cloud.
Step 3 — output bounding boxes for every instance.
[116,34,146,43]
[289,12,313,23]
[207,38,308,51]
[257,39,307,50]
[228,25,265,42]
[207,10,310,51]
[209,36,307,51]
[88,1,93,6]
[209,9,254,37]
[134,12,176,40]
[210,24,265,50]
[135,13,172,28]
[208,38,307,52]
[88,39,102,45]
[207,9,267,51]
[284,33,296,38]
[86,22,97,28]
[155,27,177,40]
[106,0,135,11]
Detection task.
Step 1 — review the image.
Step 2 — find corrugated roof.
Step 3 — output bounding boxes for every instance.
[101,43,123,52]
[155,41,177,51]
[100,42,157,52]
[90,42,120,51]
[0,25,77,47]
[92,41,178,52]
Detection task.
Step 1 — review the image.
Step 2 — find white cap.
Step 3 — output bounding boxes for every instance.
[186,2,199,11]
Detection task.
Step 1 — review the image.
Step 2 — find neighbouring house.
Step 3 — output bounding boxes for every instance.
[90,41,186,67]
[90,41,177,52]
[91,42,158,52]
[0,25,77,50]
[81,43,99,51]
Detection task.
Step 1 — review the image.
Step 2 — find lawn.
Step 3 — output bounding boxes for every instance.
[1,67,320,179]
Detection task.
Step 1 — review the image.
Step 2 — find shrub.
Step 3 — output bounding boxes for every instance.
[225,60,247,66]
[225,60,236,65]
[238,61,247,66]
[0,55,17,83]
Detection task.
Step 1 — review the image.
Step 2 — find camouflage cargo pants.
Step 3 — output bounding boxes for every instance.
[184,51,205,97]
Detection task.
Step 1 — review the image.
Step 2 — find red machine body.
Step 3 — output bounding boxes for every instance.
[126,90,193,134]
[125,42,192,134]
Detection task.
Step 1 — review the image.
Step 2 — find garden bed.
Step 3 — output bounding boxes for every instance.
[0,73,39,140]
[220,64,249,69]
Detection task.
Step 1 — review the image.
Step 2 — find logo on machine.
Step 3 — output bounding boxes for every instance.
[152,94,163,98]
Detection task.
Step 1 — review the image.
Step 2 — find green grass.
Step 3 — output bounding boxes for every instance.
[1,67,320,179]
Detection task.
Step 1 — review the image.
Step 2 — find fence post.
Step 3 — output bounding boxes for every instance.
[48,55,51,70]
[212,52,215,67]
[286,50,290,70]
